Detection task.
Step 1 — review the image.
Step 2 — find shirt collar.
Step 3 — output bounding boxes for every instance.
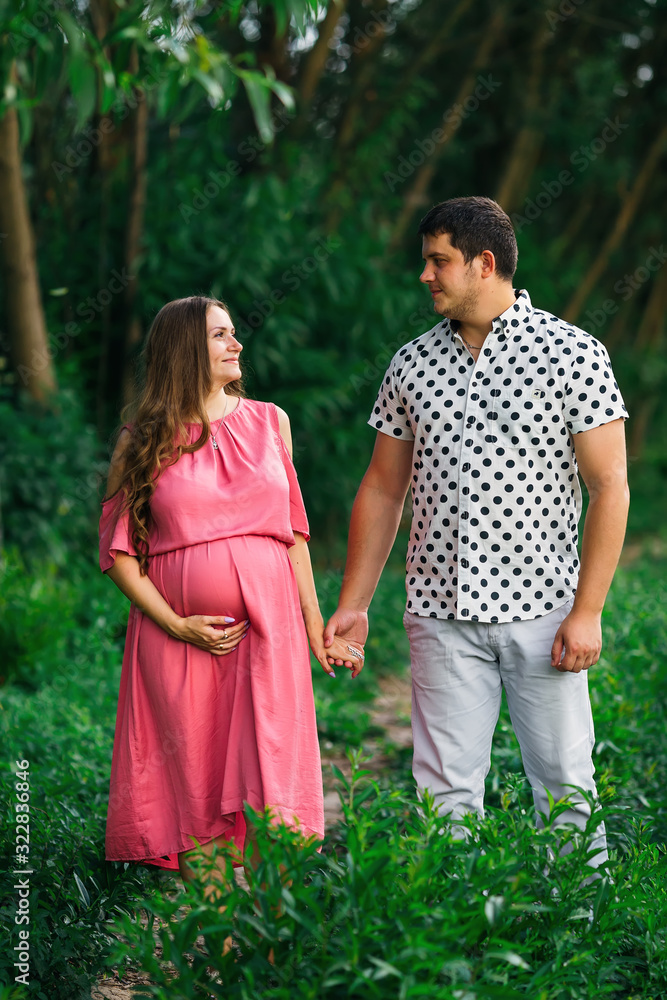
[493,288,532,333]
[447,289,532,339]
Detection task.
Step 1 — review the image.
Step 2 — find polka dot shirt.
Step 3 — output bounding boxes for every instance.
[368,290,628,623]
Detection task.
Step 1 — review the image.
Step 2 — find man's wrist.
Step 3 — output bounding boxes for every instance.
[337,593,371,615]
[570,599,603,618]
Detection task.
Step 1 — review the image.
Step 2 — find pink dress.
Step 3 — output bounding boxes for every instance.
[99,399,324,870]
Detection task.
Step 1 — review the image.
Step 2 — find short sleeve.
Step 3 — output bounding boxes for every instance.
[367,354,415,441]
[277,435,310,543]
[563,335,629,435]
[99,491,137,572]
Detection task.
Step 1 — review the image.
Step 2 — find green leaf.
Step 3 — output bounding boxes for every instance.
[239,73,273,144]
[73,872,90,908]
[330,763,349,789]
[192,68,225,106]
[68,52,97,132]
[486,950,531,970]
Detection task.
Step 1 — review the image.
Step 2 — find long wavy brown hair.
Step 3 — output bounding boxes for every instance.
[111,296,245,574]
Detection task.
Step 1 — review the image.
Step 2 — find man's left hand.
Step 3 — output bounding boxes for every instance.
[551,608,602,673]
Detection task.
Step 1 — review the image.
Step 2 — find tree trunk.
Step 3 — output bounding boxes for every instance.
[295,0,349,125]
[626,273,663,458]
[388,5,506,251]
[257,5,291,84]
[550,196,592,262]
[636,264,667,351]
[334,1,391,153]
[0,103,57,402]
[601,299,632,353]
[563,124,667,323]
[627,395,655,463]
[90,0,117,430]
[322,2,391,229]
[494,15,553,213]
[369,0,476,135]
[121,81,149,406]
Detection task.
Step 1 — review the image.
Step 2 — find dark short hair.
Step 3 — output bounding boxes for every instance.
[417,196,518,281]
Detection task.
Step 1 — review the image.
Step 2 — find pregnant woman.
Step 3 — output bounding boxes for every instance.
[99,295,356,888]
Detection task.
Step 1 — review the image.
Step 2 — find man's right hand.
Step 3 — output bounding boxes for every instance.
[323,607,369,678]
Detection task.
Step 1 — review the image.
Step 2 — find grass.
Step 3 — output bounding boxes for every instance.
[109,762,667,1000]
[0,544,665,999]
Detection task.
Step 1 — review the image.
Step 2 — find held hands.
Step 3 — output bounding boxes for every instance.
[305,609,367,679]
[172,615,249,656]
[323,607,369,679]
[551,608,602,673]
[304,614,357,678]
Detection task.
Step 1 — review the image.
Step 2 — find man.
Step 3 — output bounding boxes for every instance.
[324,196,629,863]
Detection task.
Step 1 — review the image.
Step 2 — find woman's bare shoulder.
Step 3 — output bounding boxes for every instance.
[272,405,292,457]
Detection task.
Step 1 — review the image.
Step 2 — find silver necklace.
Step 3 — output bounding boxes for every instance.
[210,395,229,450]
[461,334,481,352]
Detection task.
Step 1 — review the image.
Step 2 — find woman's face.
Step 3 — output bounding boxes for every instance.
[206,305,242,386]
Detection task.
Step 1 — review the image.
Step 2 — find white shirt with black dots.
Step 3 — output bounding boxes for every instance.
[369,289,628,623]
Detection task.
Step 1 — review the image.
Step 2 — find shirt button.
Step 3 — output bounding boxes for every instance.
[460,558,469,569]
[462,462,470,472]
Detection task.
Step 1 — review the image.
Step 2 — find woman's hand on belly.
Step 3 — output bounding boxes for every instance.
[173,614,249,656]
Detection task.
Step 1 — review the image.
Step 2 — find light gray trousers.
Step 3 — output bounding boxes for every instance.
[404,599,608,864]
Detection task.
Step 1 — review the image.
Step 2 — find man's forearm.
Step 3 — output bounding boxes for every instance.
[338,481,405,612]
[574,481,630,615]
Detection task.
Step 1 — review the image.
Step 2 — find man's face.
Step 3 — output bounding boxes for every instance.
[419,232,480,320]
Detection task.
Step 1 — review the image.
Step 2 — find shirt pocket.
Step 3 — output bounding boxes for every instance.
[486,386,565,452]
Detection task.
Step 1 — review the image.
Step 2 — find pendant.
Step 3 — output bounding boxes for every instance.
[212,439,218,450]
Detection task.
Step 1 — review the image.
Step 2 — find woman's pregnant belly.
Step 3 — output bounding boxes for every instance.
[148,538,248,624]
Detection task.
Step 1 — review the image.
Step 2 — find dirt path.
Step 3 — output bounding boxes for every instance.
[91,673,413,999]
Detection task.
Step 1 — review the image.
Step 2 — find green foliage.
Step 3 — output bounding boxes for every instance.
[1,548,664,998]
[310,551,410,747]
[0,390,106,566]
[109,755,667,1000]
[0,573,161,998]
[0,0,299,139]
[3,0,663,535]
[0,547,130,690]
[1,0,666,995]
